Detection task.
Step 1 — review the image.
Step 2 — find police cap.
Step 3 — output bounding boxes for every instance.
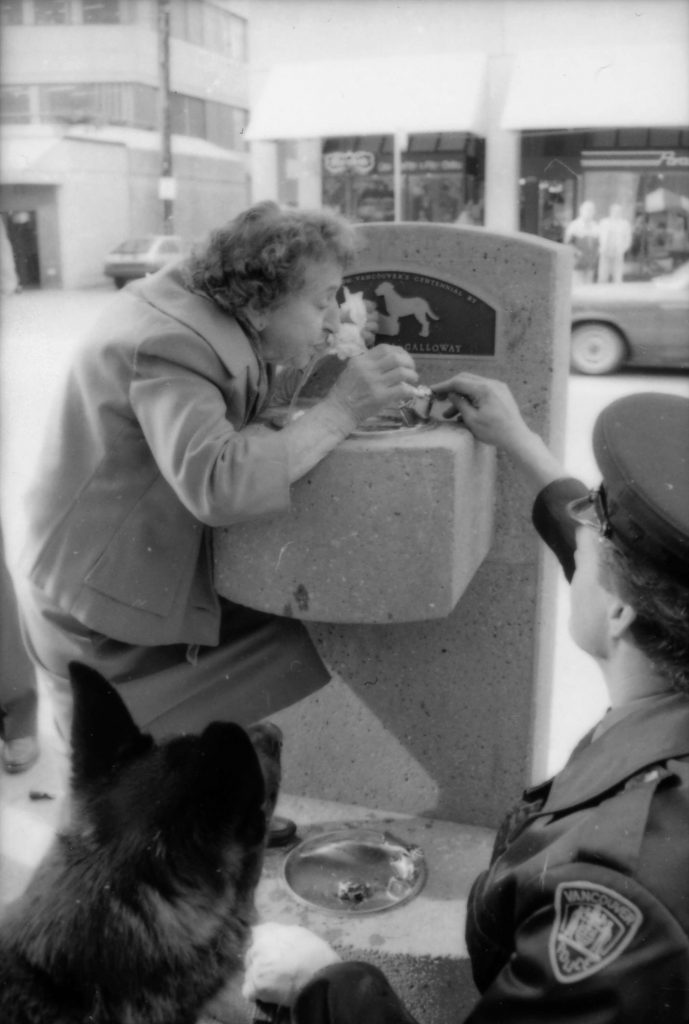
[593,392,689,580]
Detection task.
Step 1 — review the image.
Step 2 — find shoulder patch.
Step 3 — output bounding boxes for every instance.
[549,881,643,983]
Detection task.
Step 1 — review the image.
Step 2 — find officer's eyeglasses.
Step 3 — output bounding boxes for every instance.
[566,487,613,539]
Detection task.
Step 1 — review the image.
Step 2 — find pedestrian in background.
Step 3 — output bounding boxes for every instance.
[565,200,600,284]
[597,203,632,283]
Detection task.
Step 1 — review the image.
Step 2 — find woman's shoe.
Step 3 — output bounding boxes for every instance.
[2,736,40,773]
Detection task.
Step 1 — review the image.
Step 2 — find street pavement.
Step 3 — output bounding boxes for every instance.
[1,286,688,904]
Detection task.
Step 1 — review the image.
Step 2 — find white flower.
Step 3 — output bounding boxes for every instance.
[325,287,369,360]
[328,321,367,360]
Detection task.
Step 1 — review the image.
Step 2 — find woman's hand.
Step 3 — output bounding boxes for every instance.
[280,345,416,483]
[328,344,419,424]
[242,922,341,1008]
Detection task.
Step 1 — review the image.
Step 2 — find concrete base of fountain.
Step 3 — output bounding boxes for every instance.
[214,419,496,623]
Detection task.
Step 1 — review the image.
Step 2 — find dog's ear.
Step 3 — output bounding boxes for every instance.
[197,721,265,811]
[69,662,152,787]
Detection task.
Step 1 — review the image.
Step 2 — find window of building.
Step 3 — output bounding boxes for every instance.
[220,10,247,60]
[132,82,157,130]
[34,0,69,24]
[0,86,32,122]
[170,92,206,140]
[205,99,245,150]
[204,2,222,49]
[36,82,133,125]
[94,82,127,124]
[5,78,245,149]
[185,0,204,44]
[322,134,483,225]
[40,83,97,122]
[0,0,23,25]
[167,2,246,58]
[170,0,203,44]
[82,0,120,24]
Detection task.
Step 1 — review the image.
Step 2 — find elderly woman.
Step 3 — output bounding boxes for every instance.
[15,201,418,742]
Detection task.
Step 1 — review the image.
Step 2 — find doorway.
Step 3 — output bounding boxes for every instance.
[4,211,40,287]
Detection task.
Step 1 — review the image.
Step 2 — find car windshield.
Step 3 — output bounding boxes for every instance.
[112,237,156,255]
[653,262,689,290]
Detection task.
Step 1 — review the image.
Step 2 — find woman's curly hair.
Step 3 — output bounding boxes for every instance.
[184,201,359,316]
[599,538,689,694]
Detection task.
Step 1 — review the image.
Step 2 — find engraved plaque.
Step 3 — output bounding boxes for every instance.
[342,269,497,356]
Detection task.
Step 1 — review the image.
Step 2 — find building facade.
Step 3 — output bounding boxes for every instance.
[3,0,688,288]
[1,0,251,288]
[246,0,689,283]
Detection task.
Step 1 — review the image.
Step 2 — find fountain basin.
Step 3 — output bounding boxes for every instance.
[283,826,427,914]
[253,793,495,1023]
[213,421,496,623]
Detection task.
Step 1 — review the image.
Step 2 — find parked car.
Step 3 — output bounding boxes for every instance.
[103,235,184,288]
[570,261,689,374]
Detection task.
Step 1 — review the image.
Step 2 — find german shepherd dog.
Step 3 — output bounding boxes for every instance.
[0,662,282,1023]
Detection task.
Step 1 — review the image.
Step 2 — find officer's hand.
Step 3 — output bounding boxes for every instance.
[242,922,341,1008]
[329,344,419,424]
[430,373,531,451]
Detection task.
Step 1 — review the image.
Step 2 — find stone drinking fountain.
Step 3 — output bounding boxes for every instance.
[214,223,572,1020]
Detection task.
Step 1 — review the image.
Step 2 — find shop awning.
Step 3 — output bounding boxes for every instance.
[501,46,689,130]
[247,52,488,140]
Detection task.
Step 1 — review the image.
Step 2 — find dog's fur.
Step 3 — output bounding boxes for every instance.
[0,662,282,1024]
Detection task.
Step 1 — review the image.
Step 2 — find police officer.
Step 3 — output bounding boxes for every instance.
[242,375,689,1023]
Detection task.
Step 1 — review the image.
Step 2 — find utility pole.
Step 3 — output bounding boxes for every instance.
[158,0,174,233]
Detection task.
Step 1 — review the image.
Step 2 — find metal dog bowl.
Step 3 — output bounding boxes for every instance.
[282,827,427,914]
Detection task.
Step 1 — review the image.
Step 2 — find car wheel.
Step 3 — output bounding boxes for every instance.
[570,323,626,375]
[114,277,126,290]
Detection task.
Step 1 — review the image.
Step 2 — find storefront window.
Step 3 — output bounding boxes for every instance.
[321,134,484,225]
[0,0,23,25]
[34,0,69,24]
[0,86,31,123]
[82,0,120,24]
[322,136,393,222]
[521,129,689,282]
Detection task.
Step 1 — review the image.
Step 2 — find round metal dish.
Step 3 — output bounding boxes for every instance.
[282,827,427,915]
[265,407,436,436]
[351,413,437,437]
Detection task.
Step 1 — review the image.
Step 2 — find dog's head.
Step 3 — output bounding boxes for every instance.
[67,662,282,901]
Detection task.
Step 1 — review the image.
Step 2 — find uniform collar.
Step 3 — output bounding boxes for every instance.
[543,691,689,814]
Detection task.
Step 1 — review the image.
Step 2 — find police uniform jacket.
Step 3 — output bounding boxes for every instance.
[465,478,689,1022]
[18,263,292,648]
